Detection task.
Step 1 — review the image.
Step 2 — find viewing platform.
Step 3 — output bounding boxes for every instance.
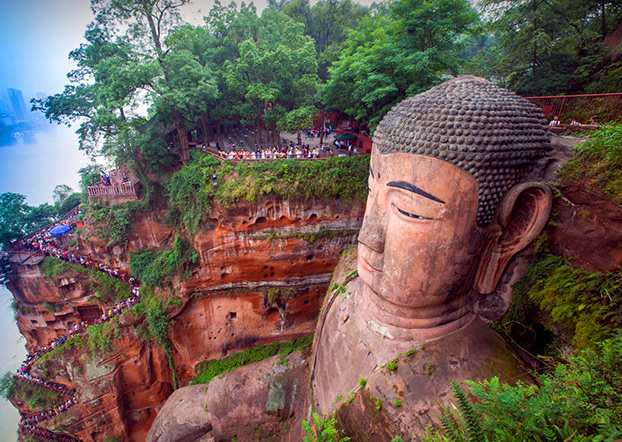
[87,165,141,204]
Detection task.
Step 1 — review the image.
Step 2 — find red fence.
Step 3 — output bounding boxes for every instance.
[87,184,138,198]
[525,93,622,124]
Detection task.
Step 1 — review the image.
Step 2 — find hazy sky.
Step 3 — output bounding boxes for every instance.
[0,0,235,100]
[0,1,94,100]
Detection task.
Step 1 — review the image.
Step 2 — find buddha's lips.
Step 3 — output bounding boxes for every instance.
[359,255,381,273]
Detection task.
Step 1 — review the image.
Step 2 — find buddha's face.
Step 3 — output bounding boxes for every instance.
[357,150,488,327]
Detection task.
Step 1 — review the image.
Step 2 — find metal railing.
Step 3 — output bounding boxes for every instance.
[87,183,138,198]
[525,93,622,124]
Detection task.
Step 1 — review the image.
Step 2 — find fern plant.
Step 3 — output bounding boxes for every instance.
[438,381,486,442]
[302,413,351,442]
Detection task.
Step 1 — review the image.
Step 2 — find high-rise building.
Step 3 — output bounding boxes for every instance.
[7,88,29,121]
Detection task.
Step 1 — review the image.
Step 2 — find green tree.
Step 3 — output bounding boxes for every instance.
[223,8,319,144]
[473,0,622,94]
[35,0,219,168]
[321,0,479,130]
[283,0,369,81]
[0,193,56,249]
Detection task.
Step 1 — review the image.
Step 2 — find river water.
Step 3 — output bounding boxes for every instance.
[0,125,89,440]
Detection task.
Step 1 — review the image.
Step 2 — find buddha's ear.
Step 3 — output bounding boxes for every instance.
[474,181,552,294]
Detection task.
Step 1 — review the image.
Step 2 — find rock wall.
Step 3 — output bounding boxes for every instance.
[7,195,364,441]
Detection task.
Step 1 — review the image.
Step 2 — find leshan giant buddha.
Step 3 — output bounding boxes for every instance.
[147,77,553,442]
[311,76,553,438]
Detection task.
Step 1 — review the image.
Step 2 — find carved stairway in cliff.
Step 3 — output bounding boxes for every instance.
[12,242,142,442]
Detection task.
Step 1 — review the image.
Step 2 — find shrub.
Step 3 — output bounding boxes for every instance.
[425,335,622,442]
[166,152,219,236]
[129,236,198,287]
[41,257,75,279]
[88,200,147,246]
[86,319,122,356]
[133,288,178,388]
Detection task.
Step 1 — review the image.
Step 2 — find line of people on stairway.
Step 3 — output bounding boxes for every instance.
[14,371,75,396]
[21,397,78,426]
[20,422,81,442]
[13,225,143,442]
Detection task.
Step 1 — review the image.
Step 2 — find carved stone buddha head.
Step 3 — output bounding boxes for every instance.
[357,76,552,339]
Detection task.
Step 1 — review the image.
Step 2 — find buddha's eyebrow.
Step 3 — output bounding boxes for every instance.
[387,181,445,204]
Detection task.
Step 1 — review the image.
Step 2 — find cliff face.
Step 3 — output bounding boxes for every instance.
[8,196,364,441]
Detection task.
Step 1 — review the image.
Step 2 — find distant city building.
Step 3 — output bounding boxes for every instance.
[7,88,29,121]
[0,92,14,121]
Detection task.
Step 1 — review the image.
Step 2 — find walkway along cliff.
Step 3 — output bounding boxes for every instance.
[4,156,369,441]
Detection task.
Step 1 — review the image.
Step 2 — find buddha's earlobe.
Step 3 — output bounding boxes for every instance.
[473,181,552,294]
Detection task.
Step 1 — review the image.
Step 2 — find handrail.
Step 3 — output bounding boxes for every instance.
[14,205,83,248]
[87,184,138,197]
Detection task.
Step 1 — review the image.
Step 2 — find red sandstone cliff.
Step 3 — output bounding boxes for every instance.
[7,195,364,441]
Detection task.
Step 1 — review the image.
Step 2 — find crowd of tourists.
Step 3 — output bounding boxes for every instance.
[304,126,332,140]
[14,371,75,396]
[217,143,335,160]
[21,398,78,426]
[12,224,143,442]
[20,423,81,442]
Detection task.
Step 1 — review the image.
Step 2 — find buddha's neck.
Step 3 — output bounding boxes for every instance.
[361,284,475,342]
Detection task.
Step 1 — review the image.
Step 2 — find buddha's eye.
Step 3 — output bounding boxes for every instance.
[393,203,432,220]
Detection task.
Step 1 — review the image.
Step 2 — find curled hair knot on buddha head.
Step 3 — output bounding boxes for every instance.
[373,76,551,226]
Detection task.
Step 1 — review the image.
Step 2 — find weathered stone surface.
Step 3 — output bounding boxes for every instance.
[145,385,212,442]
[548,180,622,272]
[147,352,306,442]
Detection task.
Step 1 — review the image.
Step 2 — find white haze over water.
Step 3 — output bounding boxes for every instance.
[0,125,89,205]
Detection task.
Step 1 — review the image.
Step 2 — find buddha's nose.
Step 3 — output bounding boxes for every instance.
[358,198,386,253]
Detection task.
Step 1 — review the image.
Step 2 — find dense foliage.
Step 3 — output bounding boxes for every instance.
[190,335,313,385]
[0,193,55,250]
[425,335,622,442]
[88,200,148,247]
[129,236,198,287]
[165,153,220,237]
[133,287,179,388]
[166,153,368,235]
[33,0,621,174]
[558,124,622,204]
[320,0,479,128]
[214,155,369,204]
[472,0,622,95]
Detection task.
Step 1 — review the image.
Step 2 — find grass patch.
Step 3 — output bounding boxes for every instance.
[190,335,313,385]
[166,152,369,236]
[557,124,622,204]
[494,235,622,351]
